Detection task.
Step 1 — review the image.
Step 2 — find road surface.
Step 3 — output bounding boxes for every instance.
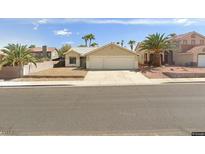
[0,84,205,135]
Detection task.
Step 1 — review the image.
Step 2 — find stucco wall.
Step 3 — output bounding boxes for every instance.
[51,50,59,59]
[137,51,165,65]
[65,51,80,67]
[174,53,193,66]
[23,61,54,75]
[0,66,22,79]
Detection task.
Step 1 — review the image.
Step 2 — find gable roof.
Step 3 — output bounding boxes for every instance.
[84,43,137,56]
[171,31,205,41]
[65,43,137,56]
[66,47,99,55]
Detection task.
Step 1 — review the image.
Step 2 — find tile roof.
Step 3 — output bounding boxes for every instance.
[185,45,205,54]
[30,47,56,53]
[171,31,205,40]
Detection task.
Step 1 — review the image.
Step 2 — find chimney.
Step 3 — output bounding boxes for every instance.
[42,45,47,57]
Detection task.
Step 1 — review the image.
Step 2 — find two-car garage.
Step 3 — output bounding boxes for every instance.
[87,56,136,69]
[86,44,138,70]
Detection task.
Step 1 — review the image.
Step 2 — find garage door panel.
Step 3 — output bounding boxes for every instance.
[104,57,135,69]
[88,56,135,69]
[89,57,103,69]
[198,55,205,67]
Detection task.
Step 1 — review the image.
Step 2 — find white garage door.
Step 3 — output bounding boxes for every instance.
[88,56,136,69]
[198,55,205,67]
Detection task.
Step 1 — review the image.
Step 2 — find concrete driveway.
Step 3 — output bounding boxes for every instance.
[84,70,151,85]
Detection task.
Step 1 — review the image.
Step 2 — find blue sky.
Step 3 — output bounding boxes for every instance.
[0,18,205,48]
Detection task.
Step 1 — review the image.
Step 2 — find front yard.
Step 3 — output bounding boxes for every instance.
[13,67,87,81]
[141,66,205,78]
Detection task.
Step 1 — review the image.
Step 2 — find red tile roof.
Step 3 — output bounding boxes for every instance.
[30,47,56,53]
[171,31,205,40]
[186,45,205,53]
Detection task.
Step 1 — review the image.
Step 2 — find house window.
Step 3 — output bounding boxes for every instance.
[191,40,196,45]
[69,57,76,64]
[183,40,187,45]
[200,40,204,45]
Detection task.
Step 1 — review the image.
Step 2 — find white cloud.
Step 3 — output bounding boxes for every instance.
[33,19,48,30]
[62,41,74,44]
[64,18,203,26]
[37,19,48,24]
[54,29,72,36]
[31,18,205,30]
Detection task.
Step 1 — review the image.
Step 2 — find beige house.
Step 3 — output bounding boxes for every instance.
[30,46,59,60]
[65,43,138,70]
[169,31,205,67]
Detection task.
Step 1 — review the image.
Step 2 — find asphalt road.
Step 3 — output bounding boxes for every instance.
[0,84,205,135]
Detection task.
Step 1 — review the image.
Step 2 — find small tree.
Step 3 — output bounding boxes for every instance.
[169,33,177,37]
[29,44,36,48]
[90,42,98,47]
[56,44,71,59]
[1,44,37,77]
[140,33,169,67]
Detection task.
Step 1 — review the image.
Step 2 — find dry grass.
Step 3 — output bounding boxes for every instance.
[24,67,87,78]
[13,77,83,81]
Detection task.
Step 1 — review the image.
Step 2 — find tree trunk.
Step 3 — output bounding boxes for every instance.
[85,40,87,47]
[153,53,161,67]
[89,39,92,47]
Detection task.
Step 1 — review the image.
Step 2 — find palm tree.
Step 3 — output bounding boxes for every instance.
[82,35,89,47]
[128,40,136,50]
[1,44,37,77]
[56,44,71,59]
[87,34,95,47]
[140,33,169,66]
[90,42,98,47]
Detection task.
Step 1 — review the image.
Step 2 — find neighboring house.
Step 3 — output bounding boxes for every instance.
[169,31,205,67]
[64,43,138,70]
[136,31,205,67]
[30,46,59,60]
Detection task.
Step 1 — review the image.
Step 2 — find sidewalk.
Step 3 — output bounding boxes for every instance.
[1,77,205,87]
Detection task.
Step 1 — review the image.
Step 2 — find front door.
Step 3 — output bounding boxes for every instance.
[80,57,86,68]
